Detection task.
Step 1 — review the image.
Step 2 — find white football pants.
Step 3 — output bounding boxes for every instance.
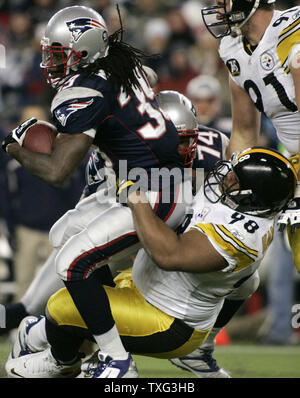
[50,180,192,281]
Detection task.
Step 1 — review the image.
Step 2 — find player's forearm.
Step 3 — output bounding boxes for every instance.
[228,78,260,158]
[128,192,181,270]
[7,143,68,187]
[7,133,91,187]
[226,127,259,159]
[228,106,260,157]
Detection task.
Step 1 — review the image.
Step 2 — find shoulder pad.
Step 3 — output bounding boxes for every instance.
[51,87,103,113]
[276,6,300,33]
[276,7,300,68]
[219,35,241,60]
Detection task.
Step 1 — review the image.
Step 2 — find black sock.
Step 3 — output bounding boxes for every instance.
[94,265,115,287]
[0,302,29,335]
[64,271,115,336]
[45,317,84,363]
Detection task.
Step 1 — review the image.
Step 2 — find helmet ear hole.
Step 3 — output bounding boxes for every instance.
[81,50,88,58]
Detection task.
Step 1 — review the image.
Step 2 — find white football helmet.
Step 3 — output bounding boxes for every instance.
[40,6,109,87]
[156,90,199,167]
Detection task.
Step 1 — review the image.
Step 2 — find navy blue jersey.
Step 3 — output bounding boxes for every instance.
[192,125,230,173]
[83,125,230,198]
[51,69,183,190]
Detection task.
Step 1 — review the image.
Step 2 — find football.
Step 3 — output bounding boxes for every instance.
[23,120,57,154]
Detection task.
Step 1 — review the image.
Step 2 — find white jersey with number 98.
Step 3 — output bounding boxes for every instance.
[132,183,274,331]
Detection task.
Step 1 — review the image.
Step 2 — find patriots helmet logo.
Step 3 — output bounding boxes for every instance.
[66,18,106,42]
[55,99,94,127]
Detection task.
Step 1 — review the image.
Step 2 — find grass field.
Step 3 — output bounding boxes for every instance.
[0,336,299,378]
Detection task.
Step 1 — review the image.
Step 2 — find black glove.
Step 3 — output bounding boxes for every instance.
[278,183,300,233]
[2,133,17,153]
[2,117,37,153]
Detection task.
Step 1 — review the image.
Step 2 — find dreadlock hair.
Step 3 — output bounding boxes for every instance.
[80,28,156,96]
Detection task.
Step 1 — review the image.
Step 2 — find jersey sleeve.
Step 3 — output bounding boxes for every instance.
[277,9,300,71]
[50,86,107,136]
[189,222,261,272]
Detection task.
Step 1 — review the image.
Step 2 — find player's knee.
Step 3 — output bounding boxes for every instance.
[55,251,69,281]
[55,232,98,281]
[46,288,87,328]
[49,209,82,248]
[49,211,72,248]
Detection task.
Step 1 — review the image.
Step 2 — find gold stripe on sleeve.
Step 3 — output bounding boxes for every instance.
[191,223,255,271]
[279,17,300,39]
[277,27,300,67]
[217,225,258,257]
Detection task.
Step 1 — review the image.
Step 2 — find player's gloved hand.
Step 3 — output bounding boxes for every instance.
[2,117,37,153]
[278,182,300,233]
[2,133,17,153]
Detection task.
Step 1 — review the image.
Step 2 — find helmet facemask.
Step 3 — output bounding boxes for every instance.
[204,159,272,216]
[178,131,198,167]
[204,160,234,203]
[201,0,261,39]
[204,148,297,218]
[40,38,82,87]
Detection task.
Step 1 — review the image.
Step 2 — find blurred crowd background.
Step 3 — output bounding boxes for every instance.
[0,0,295,128]
[0,0,299,345]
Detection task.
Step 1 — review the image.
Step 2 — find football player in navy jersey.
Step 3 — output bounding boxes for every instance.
[2,6,192,378]
[2,87,233,379]
[0,92,230,331]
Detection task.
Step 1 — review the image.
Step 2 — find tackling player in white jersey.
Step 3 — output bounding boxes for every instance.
[201,0,300,272]
[5,147,296,378]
